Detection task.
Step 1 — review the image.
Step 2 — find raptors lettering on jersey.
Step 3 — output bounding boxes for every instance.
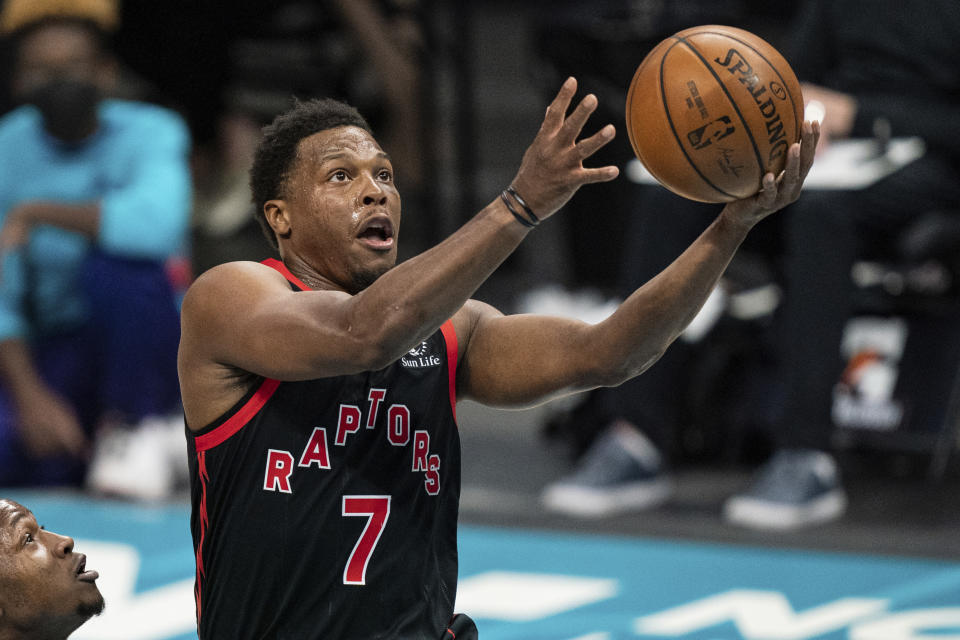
[262,386,442,496]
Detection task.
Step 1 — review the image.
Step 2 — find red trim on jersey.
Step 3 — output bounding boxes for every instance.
[188,257,296,453]
[194,450,210,622]
[195,378,281,452]
[440,320,457,422]
[261,257,312,291]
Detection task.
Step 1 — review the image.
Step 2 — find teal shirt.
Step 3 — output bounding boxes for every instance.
[0,99,191,340]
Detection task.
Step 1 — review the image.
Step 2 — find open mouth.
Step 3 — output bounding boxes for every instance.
[357,217,395,250]
[75,554,99,583]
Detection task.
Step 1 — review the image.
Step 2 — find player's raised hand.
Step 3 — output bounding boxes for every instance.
[721,120,819,228]
[509,77,620,222]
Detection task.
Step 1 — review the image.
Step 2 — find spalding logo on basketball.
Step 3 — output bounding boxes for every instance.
[626,25,803,203]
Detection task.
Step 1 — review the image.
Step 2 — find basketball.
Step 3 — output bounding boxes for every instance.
[625,25,804,202]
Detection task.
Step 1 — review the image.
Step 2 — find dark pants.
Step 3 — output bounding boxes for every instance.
[599,153,960,457]
[0,251,182,486]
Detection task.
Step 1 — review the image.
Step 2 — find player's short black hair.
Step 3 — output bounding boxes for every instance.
[249,98,373,249]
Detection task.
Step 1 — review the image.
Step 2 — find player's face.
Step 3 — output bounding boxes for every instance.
[284,126,401,293]
[0,500,104,635]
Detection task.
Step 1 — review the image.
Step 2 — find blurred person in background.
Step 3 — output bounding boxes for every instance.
[0,0,191,500]
[542,0,960,530]
[0,497,103,640]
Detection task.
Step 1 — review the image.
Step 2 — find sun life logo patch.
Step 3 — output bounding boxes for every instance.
[401,340,441,368]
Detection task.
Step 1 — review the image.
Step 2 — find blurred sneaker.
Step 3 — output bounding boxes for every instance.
[541,421,674,518]
[86,414,187,502]
[723,448,847,530]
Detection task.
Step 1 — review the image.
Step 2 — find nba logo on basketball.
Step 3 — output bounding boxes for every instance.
[686,116,735,150]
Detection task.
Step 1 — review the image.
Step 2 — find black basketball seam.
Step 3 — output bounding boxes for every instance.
[676,35,765,181]
[626,52,672,184]
[694,29,802,141]
[658,38,737,200]
[625,61,643,159]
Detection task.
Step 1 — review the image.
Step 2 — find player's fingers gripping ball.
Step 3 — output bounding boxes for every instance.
[626,25,804,202]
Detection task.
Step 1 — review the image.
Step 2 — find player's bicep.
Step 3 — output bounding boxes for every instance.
[458,302,600,407]
[180,263,374,380]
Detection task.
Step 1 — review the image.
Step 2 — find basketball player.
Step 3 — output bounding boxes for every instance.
[0,498,103,640]
[177,78,818,638]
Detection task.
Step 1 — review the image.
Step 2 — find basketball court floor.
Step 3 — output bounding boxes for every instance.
[5,400,959,640]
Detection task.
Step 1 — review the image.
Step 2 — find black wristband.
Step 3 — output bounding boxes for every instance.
[500,191,536,228]
[505,186,540,225]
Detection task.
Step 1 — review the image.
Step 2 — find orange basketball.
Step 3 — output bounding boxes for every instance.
[625,25,804,202]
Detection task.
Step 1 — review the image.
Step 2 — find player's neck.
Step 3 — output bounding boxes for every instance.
[277,252,342,292]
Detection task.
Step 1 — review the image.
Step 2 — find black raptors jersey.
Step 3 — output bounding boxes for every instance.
[187,258,462,639]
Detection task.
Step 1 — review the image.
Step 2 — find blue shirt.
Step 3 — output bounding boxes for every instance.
[0,99,191,340]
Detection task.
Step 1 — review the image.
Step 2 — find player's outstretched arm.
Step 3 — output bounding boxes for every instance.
[456,121,818,408]
[179,79,616,399]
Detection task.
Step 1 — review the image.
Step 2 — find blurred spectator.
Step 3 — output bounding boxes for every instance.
[541,0,960,530]
[0,0,191,500]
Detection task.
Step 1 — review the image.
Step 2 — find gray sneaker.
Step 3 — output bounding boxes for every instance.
[541,421,674,518]
[723,448,847,530]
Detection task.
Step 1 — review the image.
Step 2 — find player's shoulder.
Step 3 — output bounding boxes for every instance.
[450,298,503,353]
[191,260,287,290]
[456,299,503,324]
[183,261,288,313]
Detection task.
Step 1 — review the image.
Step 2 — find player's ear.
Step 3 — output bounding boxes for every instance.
[264,200,292,240]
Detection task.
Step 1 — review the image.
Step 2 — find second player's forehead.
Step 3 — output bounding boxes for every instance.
[297,126,386,166]
[0,500,32,546]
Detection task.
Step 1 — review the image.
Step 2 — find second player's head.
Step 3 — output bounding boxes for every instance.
[0,498,104,640]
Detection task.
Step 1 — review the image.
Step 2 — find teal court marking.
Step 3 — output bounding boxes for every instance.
[5,490,959,640]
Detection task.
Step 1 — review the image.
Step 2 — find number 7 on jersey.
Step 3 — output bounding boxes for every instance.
[342,495,391,585]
